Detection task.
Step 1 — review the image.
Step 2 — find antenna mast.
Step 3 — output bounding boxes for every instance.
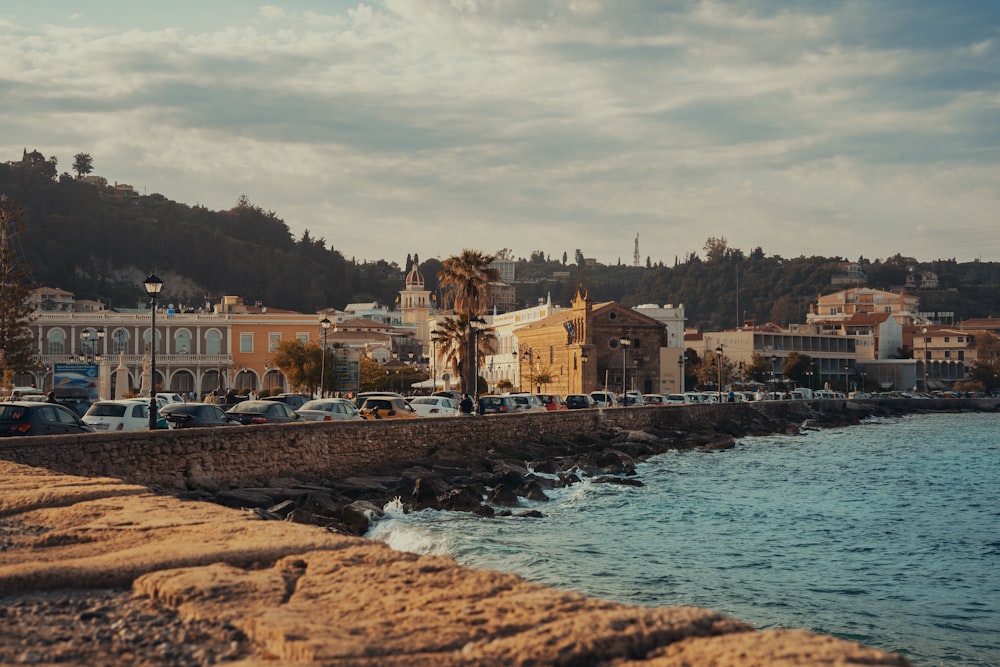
[633,234,640,267]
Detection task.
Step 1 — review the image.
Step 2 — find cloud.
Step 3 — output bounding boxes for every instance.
[1,0,998,270]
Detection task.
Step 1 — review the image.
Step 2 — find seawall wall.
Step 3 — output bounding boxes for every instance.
[0,399,994,490]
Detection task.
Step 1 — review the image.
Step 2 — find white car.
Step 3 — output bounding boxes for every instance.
[407,396,459,417]
[507,393,547,413]
[83,399,151,432]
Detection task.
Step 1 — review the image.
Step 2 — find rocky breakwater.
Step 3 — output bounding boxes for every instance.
[193,399,891,536]
[0,459,912,666]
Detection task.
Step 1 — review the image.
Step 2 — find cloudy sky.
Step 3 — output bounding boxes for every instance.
[3,1,998,267]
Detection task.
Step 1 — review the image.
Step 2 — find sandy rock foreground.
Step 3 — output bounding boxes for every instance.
[0,460,911,666]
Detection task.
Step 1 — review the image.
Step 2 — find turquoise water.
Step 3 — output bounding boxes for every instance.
[368,412,1000,666]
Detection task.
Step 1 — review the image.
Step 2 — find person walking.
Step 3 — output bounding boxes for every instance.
[460,394,475,416]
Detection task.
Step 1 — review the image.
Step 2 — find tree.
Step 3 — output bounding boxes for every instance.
[432,313,495,394]
[72,153,94,178]
[271,339,327,395]
[782,352,814,387]
[967,332,1000,392]
[438,250,500,392]
[703,236,729,262]
[0,196,37,381]
[744,352,775,384]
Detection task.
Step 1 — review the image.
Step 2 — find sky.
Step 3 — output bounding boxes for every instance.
[2,1,999,268]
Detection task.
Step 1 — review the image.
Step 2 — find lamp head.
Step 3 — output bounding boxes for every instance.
[320,316,332,330]
[143,273,163,297]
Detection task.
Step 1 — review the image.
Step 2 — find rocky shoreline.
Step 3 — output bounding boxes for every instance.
[0,401,948,666]
[179,400,916,537]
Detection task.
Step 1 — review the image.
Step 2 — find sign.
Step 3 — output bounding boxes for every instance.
[53,363,100,401]
[332,349,360,394]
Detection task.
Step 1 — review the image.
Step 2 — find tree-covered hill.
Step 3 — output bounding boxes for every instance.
[3,152,999,326]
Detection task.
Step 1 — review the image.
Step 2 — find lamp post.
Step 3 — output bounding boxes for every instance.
[619,335,631,398]
[431,329,444,394]
[319,316,331,398]
[677,355,685,393]
[715,345,724,403]
[520,347,533,393]
[469,316,486,398]
[143,273,163,430]
[805,364,814,391]
[771,355,778,398]
[844,365,851,393]
[921,327,929,391]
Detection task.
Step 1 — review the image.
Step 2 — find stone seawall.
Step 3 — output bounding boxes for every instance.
[0,399,994,491]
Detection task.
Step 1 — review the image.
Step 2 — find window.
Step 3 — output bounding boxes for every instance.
[944,350,951,358]
[240,333,254,353]
[296,333,310,343]
[112,327,129,354]
[47,330,66,355]
[175,330,192,354]
[205,330,222,355]
[268,333,281,352]
[957,337,964,343]
[944,336,950,343]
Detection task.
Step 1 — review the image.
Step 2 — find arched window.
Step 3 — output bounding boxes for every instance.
[112,327,129,355]
[205,329,222,355]
[143,328,161,353]
[174,329,192,355]
[46,329,66,355]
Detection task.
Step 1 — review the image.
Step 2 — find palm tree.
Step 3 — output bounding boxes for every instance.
[434,314,495,394]
[438,250,500,393]
[438,249,500,317]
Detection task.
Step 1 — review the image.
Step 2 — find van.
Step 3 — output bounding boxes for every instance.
[589,391,619,408]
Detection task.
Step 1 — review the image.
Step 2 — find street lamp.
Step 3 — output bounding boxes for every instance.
[715,345,724,403]
[921,327,929,391]
[844,365,851,393]
[677,355,685,393]
[143,273,163,430]
[619,335,632,398]
[771,355,778,397]
[520,347,533,393]
[319,316,331,398]
[431,329,444,394]
[469,316,486,397]
[805,364,814,391]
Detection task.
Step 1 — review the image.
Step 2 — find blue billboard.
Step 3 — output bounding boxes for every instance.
[53,363,100,401]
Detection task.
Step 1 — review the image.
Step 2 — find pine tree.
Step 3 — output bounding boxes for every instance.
[0,196,37,377]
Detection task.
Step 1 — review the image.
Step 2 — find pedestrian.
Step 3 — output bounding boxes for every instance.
[460,394,475,415]
[46,391,58,403]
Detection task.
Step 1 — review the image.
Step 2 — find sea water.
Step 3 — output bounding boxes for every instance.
[367,412,1000,666]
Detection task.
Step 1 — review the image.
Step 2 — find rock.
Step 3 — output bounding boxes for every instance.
[530,459,560,474]
[340,500,384,535]
[592,476,645,487]
[214,489,275,509]
[411,477,448,510]
[438,487,483,512]
[472,504,495,518]
[517,480,550,502]
[486,485,520,507]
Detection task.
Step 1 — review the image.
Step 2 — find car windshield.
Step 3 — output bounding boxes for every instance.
[87,404,127,418]
[232,403,268,414]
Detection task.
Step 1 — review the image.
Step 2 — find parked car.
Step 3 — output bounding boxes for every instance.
[296,399,362,421]
[358,396,418,420]
[535,394,568,411]
[160,402,242,428]
[158,392,186,405]
[507,393,547,413]
[664,394,687,405]
[0,401,95,436]
[263,393,311,410]
[565,393,596,410]
[407,396,459,417]
[432,390,464,403]
[620,391,646,407]
[477,395,519,415]
[226,400,300,424]
[353,391,405,409]
[642,394,667,405]
[82,399,150,432]
[589,391,620,408]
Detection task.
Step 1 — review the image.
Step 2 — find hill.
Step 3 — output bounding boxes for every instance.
[3,151,1000,329]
